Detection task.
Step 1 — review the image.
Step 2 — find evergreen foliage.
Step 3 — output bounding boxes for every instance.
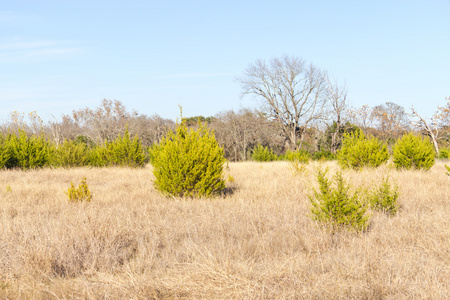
[312,150,337,161]
[88,146,109,167]
[308,168,370,232]
[7,129,50,169]
[320,121,360,152]
[252,144,277,162]
[83,128,147,168]
[150,120,226,198]
[285,149,310,163]
[0,134,12,169]
[50,139,90,167]
[286,149,310,174]
[66,177,92,202]
[74,135,95,148]
[182,115,215,126]
[104,128,147,167]
[445,164,450,176]
[438,146,450,159]
[337,130,389,170]
[368,176,399,216]
[393,133,435,170]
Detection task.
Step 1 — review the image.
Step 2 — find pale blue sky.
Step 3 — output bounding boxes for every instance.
[1,0,449,122]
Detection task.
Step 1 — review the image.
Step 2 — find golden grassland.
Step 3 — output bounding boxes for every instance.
[0,161,449,299]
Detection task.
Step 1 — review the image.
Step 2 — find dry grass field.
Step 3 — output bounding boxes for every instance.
[0,161,449,299]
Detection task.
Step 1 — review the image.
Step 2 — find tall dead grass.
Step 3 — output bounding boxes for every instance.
[0,161,448,299]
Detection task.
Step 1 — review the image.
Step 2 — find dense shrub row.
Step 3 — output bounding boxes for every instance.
[251,143,277,162]
[249,130,438,171]
[0,125,438,173]
[250,132,438,170]
[0,128,148,169]
[251,146,335,162]
[0,129,51,169]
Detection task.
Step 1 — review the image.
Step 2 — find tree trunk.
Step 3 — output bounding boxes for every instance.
[288,128,297,151]
[331,119,341,154]
[411,108,440,155]
[429,131,440,155]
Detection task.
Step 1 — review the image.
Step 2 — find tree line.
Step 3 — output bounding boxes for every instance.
[1,55,449,162]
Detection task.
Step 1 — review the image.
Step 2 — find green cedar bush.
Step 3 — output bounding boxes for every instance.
[337,130,389,170]
[286,150,310,174]
[438,146,450,159]
[312,150,337,161]
[88,146,109,167]
[105,128,147,167]
[308,168,370,232]
[74,135,95,148]
[393,133,435,170]
[150,120,226,198]
[7,129,51,169]
[50,139,90,167]
[0,134,11,168]
[285,149,310,163]
[66,177,92,202]
[87,128,147,168]
[252,144,277,162]
[367,176,399,216]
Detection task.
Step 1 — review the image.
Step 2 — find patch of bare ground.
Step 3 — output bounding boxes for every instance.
[0,161,448,299]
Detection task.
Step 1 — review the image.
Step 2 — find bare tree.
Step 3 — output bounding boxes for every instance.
[372,102,409,141]
[211,109,282,161]
[434,97,450,142]
[47,116,64,145]
[410,107,440,154]
[410,97,450,155]
[67,99,133,144]
[57,99,174,147]
[327,80,348,153]
[239,55,329,150]
[129,114,174,147]
[348,105,374,133]
[6,111,44,135]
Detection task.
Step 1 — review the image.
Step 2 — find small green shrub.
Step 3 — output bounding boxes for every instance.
[87,128,147,168]
[286,150,310,174]
[66,177,92,202]
[393,133,435,170]
[0,134,11,169]
[105,128,148,167]
[150,120,226,198]
[88,146,109,167]
[438,146,450,159]
[50,139,90,167]
[252,144,277,162]
[227,175,235,183]
[445,164,450,176]
[74,135,95,148]
[312,150,337,161]
[7,129,51,169]
[285,149,310,162]
[367,176,399,216]
[337,130,389,170]
[308,168,370,232]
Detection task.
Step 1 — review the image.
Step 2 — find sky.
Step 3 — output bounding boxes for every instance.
[1,0,449,123]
